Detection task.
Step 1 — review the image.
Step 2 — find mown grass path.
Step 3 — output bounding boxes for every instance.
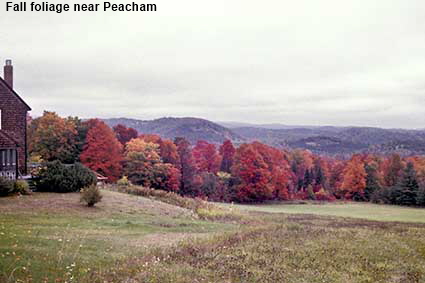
[228,202,425,223]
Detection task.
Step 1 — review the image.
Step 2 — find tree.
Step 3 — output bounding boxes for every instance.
[159,139,180,166]
[28,111,78,163]
[192,140,222,174]
[113,124,138,145]
[139,135,181,168]
[174,137,197,196]
[392,162,419,206]
[80,119,123,182]
[340,155,367,199]
[232,143,274,202]
[383,154,404,187]
[67,116,89,160]
[219,140,235,173]
[289,149,314,191]
[251,142,291,200]
[312,158,327,189]
[364,163,381,201]
[124,138,181,191]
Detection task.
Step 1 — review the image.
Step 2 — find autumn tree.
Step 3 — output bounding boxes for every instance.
[383,154,404,187]
[28,111,78,163]
[139,135,180,167]
[192,140,222,174]
[232,143,274,202]
[339,155,367,199]
[174,137,197,195]
[159,139,180,166]
[219,140,235,173]
[113,124,138,145]
[124,138,181,191]
[80,119,123,181]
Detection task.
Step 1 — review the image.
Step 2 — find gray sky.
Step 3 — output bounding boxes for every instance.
[1,0,425,128]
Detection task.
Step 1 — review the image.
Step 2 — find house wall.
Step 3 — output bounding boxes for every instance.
[0,82,28,174]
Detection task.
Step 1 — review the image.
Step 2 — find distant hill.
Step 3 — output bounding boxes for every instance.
[103,117,245,144]
[231,126,425,155]
[103,117,425,156]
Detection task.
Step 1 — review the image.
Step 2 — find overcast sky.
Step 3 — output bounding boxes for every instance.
[1,0,425,128]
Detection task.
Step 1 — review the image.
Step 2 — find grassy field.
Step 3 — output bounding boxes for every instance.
[0,190,238,282]
[228,202,425,223]
[1,191,425,282]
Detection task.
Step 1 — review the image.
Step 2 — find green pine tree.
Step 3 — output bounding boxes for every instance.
[393,162,419,206]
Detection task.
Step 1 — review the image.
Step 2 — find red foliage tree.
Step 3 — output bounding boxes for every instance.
[231,143,274,202]
[80,119,123,181]
[174,137,197,195]
[251,142,292,200]
[383,154,405,187]
[113,124,138,145]
[192,140,222,174]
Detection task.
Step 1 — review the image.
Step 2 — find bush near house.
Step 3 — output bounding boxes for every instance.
[14,180,32,195]
[35,161,96,193]
[0,177,15,197]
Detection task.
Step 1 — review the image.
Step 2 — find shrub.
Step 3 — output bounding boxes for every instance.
[14,180,32,195]
[315,188,336,201]
[0,177,15,197]
[80,185,102,207]
[36,161,96,193]
[117,176,131,187]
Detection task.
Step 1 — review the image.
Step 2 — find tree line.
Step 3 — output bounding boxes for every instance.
[28,111,425,205]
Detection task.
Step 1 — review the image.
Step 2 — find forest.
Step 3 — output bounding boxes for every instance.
[27,111,425,206]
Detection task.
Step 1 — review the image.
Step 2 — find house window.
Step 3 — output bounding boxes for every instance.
[0,149,15,167]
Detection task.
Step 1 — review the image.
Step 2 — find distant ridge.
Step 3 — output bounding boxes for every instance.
[102,117,425,155]
[103,117,245,144]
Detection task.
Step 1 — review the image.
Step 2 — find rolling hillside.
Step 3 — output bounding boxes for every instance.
[103,117,425,155]
[104,117,245,144]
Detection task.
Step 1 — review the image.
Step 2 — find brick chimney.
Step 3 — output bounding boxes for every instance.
[4,59,13,89]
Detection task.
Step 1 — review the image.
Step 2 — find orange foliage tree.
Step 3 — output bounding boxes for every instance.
[339,155,367,199]
[124,138,180,191]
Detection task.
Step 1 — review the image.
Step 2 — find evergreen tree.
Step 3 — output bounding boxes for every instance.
[392,162,419,205]
[364,163,381,201]
[303,169,312,189]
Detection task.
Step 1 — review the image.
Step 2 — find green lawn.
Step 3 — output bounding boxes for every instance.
[228,202,425,223]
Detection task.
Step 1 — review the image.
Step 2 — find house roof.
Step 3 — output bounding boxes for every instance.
[0,130,19,148]
[94,172,108,181]
[0,77,31,111]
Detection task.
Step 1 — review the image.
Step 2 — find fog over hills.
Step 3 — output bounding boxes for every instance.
[103,117,425,156]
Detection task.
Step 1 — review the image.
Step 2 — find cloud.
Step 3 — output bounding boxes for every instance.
[1,0,424,128]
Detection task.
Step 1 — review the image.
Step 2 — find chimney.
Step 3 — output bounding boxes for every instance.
[4,59,13,89]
